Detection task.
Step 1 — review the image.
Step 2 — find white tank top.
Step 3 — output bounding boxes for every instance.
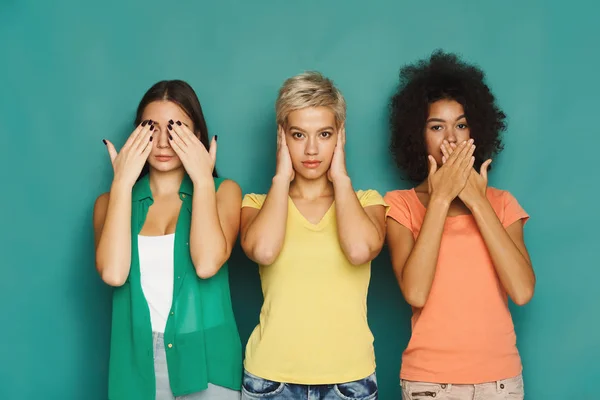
[138,234,175,333]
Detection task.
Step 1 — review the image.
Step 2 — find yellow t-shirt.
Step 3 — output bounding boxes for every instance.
[241,190,388,384]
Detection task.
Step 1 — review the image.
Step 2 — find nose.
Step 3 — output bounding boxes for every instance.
[305,136,318,156]
[155,126,170,149]
[446,126,458,144]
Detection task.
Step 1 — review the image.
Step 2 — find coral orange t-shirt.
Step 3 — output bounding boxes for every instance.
[384,187,529,384]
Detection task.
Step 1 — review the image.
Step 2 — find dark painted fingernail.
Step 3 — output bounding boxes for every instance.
[149,136,153,142]
[176,121,182,126]
[214,135,218,141]
[149,125,154,131]
[169,134,173,140]
[168,124,172,131]
[102,139,107,145]
[141,120,148,127]
[148,120,153,124]
[169,119,174,124]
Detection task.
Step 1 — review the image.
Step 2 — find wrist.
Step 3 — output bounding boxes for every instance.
[192,175,215,190]
[429,194,452,210]
[466,194,490,214]
[272,174,292,189]
[111,179,133,193]
[331,174,352,188]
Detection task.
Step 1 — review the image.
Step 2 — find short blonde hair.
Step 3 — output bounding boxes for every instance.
[275,71,346,127]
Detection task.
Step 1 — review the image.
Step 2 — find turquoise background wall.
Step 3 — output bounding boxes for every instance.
[1,0,598,398]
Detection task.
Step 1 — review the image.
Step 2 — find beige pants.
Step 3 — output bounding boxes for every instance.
[401,374,524,400]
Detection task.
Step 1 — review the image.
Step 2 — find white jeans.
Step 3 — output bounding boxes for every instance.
[401,374,524,400]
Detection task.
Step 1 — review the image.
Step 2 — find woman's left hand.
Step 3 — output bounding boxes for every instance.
[328,126,349,183]
[168,120,216,184]
[441,141,492,209]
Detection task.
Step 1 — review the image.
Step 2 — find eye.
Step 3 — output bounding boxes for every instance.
[291,131,304,139]
[457,123,468,129]
[320,131,332,138]
[430,125,443,131]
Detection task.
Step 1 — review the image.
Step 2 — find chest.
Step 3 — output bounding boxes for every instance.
[139,196,183,236]
[290,196,334,225]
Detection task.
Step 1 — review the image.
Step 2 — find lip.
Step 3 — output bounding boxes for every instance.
[155,155,174,162]
[301,160,321,169]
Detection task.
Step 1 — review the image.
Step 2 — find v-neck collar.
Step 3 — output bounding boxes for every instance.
[288,197,335,231]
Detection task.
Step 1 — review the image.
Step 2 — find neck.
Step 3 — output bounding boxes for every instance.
[289,174,334,200]
[148,167,186,197]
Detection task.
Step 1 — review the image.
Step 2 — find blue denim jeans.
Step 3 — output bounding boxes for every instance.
[241,370,378,400]
[153,332,241,400]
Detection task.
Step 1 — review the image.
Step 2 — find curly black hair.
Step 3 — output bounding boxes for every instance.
[389,50,506,182]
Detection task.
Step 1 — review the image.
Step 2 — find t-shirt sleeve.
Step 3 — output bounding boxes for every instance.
[383,190,412,231]
[502,191,529,228]
[356,190,390,215]
[242,193,267,209]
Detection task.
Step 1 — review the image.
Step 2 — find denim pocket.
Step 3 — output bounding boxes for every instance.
[334,373,378,400]
[241,371,285,398]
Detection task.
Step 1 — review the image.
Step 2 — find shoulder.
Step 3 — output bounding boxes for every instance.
[94,192,110,212]
[242,193,267,209]
[93,192,110,228]
[354,189,388,208]
[216,178,241,196]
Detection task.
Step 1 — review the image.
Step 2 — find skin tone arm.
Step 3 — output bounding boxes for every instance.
[240,126,294,265]
[442,142,535,305]
[168,121,242,279]
[94,121,154,286]
[386,140,476,307]
[329,127,386,265]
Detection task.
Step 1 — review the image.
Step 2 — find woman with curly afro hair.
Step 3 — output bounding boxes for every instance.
[384,51,535,400]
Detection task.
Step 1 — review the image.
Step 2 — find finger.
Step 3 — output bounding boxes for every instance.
[170,122,190,147]
[340,126,346,147]
[281,130,289,148]
[124,120,151,149]
[209,136,217,164]
[480,159,492,181]
[440,142,450,160]
[172,120,196,142]
[446,140,468,165]
[442,155,447,164]
[104,139,118,164]
[135,124,154,153]
[131,123,152,151]
[455,139,474,164]
[141,132,154,158]
[168,125,186,154]
[460,143,477,169]
[428,155,437,176]
[277,125,283,150]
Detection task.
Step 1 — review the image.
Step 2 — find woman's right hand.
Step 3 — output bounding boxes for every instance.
[275,125,295,182]
[103,120,154,189]
[427,139,475,204]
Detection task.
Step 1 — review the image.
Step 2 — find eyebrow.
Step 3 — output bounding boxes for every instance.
[288,126,335,132]
[426,114,466,123]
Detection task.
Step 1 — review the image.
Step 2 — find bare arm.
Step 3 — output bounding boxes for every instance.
[94,120,154,286]
[387,140,476,307]
[240,176,290,265]
[470,198,535,305]
[386,198,449,308]
[93,183,133,287]
[189,179,242,279]
[333,177,386,265]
